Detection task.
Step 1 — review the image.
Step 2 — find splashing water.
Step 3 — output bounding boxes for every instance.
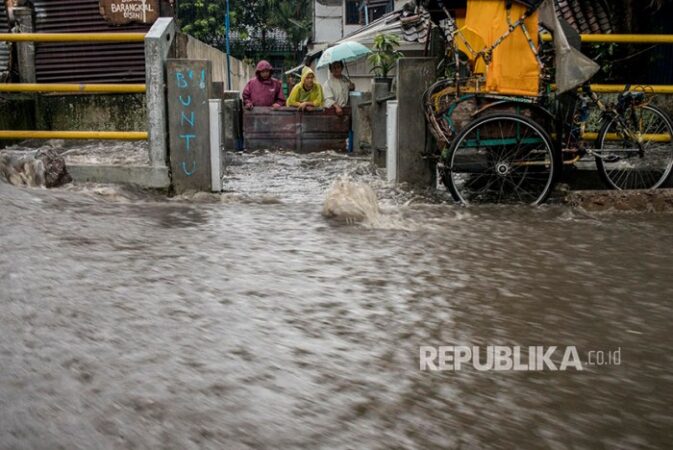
[2,147,673,448]
[0,151,46,188]
[322,176,381,224]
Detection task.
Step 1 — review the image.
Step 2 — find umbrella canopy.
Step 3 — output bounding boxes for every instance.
[316,41,371,69]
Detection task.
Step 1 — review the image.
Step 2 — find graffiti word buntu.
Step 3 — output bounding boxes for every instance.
[176,69,207,177]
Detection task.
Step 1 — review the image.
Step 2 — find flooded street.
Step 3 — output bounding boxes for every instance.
[2,148,673,449]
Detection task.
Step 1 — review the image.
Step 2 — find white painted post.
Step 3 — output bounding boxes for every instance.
[209,99,224,192]
[386,100,398,183]
[145,18,176,168]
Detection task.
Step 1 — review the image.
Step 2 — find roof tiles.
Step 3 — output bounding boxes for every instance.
[555,0,614,34]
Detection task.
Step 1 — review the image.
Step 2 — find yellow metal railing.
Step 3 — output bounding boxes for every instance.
[582,132,672,143]
[0,131,148,141]
[587,84,673,94]
[549,84,673,94]
[541,34,673,44]
[0,32,146,42]
[0,32,148,140]
[0,83,146,94]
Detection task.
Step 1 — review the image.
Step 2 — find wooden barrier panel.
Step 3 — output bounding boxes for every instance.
[301,107,351,153]
[243,108,298,151]
[243,107,350,153]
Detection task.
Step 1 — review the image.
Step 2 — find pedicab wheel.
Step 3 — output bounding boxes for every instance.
[443,113,559,206]
[595,104,673,190]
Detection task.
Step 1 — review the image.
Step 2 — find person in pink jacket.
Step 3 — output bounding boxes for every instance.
[242,60,286,110]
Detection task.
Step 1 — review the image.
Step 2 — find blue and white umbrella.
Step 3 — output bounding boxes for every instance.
[316,41,371,69]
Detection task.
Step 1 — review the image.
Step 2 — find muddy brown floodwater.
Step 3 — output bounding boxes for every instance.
[1,148,673,449]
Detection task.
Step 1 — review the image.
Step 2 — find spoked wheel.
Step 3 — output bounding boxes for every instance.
[595,104,673,190]
[443,113,560,205]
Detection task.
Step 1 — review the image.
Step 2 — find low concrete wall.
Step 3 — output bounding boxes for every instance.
[35,94,146,132]
[565,189,673,212]
[0,97,36,148]
[67,164,170,189]
[174,33,254,93]
[243,107,350,152]
[350,91,372,154]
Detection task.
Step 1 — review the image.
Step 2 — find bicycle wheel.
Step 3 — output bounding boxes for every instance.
[595,104,673,190]
[443,113,559,205]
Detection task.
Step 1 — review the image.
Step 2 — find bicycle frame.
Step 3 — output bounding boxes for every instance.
[563,84,647,162]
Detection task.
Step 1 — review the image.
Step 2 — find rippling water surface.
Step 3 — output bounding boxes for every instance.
[1,148,673,449]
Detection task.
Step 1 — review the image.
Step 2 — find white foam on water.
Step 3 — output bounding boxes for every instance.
[0,151,46,188]
[322,176,380,223]
[322,176,424,230]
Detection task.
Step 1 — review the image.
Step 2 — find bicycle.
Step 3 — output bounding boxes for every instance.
[422,0,673,205]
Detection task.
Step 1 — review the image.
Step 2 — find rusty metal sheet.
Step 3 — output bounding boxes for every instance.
[0,2,10,80]
[99,0,160,26]
[243,107,350,153]
[32,0,152,84]
[300,107,350,153]
[244,107,298,151]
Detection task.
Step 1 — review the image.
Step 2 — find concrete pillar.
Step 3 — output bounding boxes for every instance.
[349,91,371,154]
[222,100,237,152]
[145,18,176,168]
[221,90,242,151]
[211,81,224,97]
[167,59,213,193]
[395,58,436,188]
[371,80,390,167]
[371,81,390,167]
[13,7,35,83]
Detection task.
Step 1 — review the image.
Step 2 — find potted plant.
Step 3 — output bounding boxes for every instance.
[367,33,403,89]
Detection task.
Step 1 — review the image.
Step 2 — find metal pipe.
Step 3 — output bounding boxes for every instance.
[589,84,673,94]
[0,83,146,93]
[0,131,148,140]
[547,84,673,94]
[582,132,671,142]
[563,155,582,165]
[541,34,673,44]
[361,0,369,25]
[225,0,232,90]
[0,33,146,42]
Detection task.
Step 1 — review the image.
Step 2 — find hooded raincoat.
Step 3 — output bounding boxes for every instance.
[242,60,285,108]
[286,66,324,108]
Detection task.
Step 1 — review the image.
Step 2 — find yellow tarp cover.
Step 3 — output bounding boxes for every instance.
[458,0,540,96]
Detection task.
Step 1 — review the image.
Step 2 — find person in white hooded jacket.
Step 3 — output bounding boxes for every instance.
[322,61,355,116]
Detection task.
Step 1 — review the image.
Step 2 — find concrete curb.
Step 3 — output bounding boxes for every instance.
[564,189,673,212]
[68,164,170,189]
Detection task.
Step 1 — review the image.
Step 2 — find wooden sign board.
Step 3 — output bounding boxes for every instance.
[99,0,159,25]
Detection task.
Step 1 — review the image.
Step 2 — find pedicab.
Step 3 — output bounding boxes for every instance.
[422,0,673,205]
